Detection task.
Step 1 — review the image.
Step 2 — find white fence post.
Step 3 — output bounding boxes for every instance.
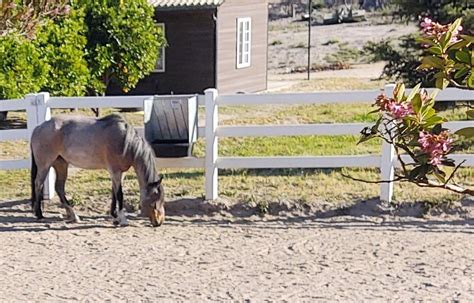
[26,93,54,200]
[205,88,219,200]
[38,92,55,200]
[380,84,396,203]
[25,93,39,139]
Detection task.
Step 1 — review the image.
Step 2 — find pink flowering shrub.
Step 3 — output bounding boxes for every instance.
[359,82,463,186]
[357,18,473,196]
[418,17,473,90]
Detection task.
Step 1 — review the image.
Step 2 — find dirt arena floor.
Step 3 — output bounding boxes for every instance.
[0,198,473,301]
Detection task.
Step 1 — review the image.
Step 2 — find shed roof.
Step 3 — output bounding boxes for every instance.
[149,0,225,8]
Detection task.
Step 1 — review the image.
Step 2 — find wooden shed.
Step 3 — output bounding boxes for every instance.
[107,0,268,95]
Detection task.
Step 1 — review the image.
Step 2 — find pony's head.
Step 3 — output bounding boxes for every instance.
[142,176,165,227]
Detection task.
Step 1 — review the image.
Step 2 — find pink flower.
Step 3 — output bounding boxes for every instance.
[418,131,453,166]
[387,102,414,119]
[429,154,443,166]
[374,93,414,119]
[374,94,392,111]
[420,19,463,44]
[420,18,433,31]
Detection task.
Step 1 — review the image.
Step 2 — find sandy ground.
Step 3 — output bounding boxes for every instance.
[268,17,417,75]
[267,62,386,91]
[1,198,473,301]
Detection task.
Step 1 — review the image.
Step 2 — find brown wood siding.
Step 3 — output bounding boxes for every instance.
[107,9,216,96]
[216,0,268,94]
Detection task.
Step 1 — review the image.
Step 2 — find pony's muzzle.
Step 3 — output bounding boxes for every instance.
[150,210,164,227]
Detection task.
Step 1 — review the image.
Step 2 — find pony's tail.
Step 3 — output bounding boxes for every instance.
[30,148,37,207]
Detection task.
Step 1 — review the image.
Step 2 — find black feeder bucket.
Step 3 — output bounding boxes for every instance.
[144,95,198,158]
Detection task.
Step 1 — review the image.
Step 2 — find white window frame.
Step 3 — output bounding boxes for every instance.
[236,17,251,69]
[154,23,166,73]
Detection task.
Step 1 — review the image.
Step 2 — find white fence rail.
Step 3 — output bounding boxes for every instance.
[0,85,473,203]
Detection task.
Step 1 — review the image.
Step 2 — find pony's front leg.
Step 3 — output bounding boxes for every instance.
[110,190,118,219]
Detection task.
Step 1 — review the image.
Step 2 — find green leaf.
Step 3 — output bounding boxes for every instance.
[429,89,439,99]
[433,71,445,79]
[467,110,474,120]
[455,127,474,138]
[408,165,428,181]
[394,83,405,101]
[455,50,471,64]
[420,56,444,69]
[428,46,442,55]
[460,34,474,44]
[416,37,435,46]
[440,31,453,51]
[412,94,422,114]
[423,116,445,127]
[435,77,449,89]
[441,159,456,167]
[448,18,462,33]
[454,66,469,79]
[421,108,436,121]
[406,83,421,102]
[468,71,474,88]
[450,39,470,50]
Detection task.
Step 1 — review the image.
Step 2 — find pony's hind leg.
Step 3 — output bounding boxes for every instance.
[32,166,51,219]
[53,157,80,223]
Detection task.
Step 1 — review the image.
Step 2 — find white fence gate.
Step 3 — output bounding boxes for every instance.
[0,85,473,203]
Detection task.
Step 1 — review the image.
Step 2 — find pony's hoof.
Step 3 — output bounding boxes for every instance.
[66,217,81,224]
[112,218,128,227]
[63,212,81,223]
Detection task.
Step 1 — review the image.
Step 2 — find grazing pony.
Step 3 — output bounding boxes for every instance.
[30,114,164,227]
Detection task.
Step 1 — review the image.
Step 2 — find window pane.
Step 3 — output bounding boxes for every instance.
[155,23,165,71]
[237,18,251,67]
[239,23,244,63]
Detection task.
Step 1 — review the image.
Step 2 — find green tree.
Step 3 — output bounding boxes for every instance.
[34,8,90,96]
[80,0,165,95]
[0,0,80,120]
[418,18,474,89]
[0,34,48,100]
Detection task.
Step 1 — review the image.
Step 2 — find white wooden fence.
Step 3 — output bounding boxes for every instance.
[0,85,473,203]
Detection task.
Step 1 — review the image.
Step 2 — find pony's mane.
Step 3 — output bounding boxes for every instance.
[98,113,126,125]
[119,116,159,185]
